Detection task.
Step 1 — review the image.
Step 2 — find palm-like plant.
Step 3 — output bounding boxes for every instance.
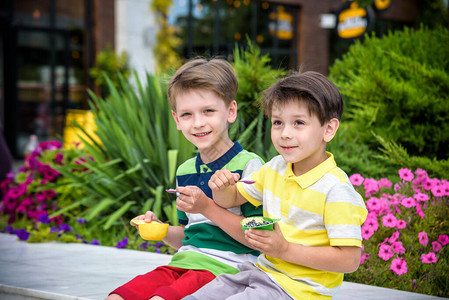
[52,72,194,230]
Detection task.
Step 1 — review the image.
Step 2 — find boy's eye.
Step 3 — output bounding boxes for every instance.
[180,112,191,117]
[294,120,305,126]
[272,120,282,126]
[204,109,215,113]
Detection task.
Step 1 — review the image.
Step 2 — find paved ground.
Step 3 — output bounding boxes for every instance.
[0,233,446,300]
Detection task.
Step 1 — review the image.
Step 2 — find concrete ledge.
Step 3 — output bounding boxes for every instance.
[0,233,446,300]
[0,284,90,300]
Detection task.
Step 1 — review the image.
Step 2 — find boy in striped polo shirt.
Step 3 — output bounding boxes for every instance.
[107,58,264,300]
[184,71,368,299]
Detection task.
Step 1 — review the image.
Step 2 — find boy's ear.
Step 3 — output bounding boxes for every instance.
[227,100,238,124]
[171,110,181,130]
[323,118,339,143]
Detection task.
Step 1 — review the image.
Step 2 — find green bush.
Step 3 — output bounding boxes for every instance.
[329,27,449,162]
[231,39,285,161]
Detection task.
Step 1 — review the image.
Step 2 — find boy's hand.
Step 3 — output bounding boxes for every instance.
[244,223,289,259]
[209,169,240,191]
[176,186,213,214]
[130,211,161,227]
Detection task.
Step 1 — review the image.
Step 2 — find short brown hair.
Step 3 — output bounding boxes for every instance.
[261,71,343,125]
[167,58,238,111]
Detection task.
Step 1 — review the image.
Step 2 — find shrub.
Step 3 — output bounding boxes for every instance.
[347,168,449,297]
[231,39,285,161]
[329,27,449,162]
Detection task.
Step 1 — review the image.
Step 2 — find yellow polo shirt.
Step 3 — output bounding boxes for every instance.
[237,153,368,299]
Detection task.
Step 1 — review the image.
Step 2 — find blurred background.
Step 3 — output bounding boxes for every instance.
[0,0,447,159]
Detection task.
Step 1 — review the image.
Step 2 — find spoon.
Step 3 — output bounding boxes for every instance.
[165,180,256,193]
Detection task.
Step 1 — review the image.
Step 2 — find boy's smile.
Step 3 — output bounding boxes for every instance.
[172,89,237,163]
[270,100,337,176]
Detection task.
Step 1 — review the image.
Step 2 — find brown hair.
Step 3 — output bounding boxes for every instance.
[261,71,343,125]
[167,58,238,111]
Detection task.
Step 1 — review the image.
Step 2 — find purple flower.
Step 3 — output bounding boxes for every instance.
[77,218,87,224]
[16,229,30,241]
[115,237,128,248]
[139,241,148,249]
[3,226,16,234]
[155,241,165,248]
[59,224,72,233]
[50,226,60,233]
[37,214,51,224]
[91,239,100,245]
[6,171,15,180]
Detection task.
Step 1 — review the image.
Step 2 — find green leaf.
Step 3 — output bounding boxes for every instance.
[103,201,135,230]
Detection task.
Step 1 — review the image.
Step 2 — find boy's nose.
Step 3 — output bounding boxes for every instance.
[281,126,293,139]
[193,115,205,127]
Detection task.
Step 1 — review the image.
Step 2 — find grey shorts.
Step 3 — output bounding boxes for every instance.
[182,262,293,300]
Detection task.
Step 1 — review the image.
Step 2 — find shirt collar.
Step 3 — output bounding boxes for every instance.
[285,152,336,189]
[195,142,243,173]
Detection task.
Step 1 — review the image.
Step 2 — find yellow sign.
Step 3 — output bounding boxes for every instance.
[269,6,293,40]
[63,109,101,149]
[375,0,391,11]
[337,2,369,39]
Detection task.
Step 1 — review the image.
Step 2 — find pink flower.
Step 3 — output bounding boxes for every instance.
[366,197,382,212]
[442,181,449,196]
[418,231,429,247]
[396,219,407,229]
[399,168,414,182]
[388,231,400,243]
[364,217,379,231]
[420,252,437,264]
[438,235,449,245]
[431,185,444,197]
[390,258,407,275]
[413,193,429,202]
[382,213,397,228]
[55,152,64,163]
[364,178,379,197]
[7,183,27,199]
[391,241,405,254]
[44,189,57,199]
[361,224,375,240]
[35,191,46,202]
[361,253,370,265]
[422,178,434,191]
[432,241,442,252]
[378,244,394,261]
[349,174,364,186]
[378,178,392,189]
[394,183,401,191]
[401,197,416,208]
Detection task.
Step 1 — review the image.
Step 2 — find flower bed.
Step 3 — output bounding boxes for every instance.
[347,168,449,297]
[0,141,174,254]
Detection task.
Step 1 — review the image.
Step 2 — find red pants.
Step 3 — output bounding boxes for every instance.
[109,266,216,300]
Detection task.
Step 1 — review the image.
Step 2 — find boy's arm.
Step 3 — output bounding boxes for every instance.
[176,186,254,248]
[245,225,361,273]
[131,211,186,249]
[208,169,248,208]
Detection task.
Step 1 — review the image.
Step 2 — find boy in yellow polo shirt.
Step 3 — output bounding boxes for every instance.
[183,71,368,299]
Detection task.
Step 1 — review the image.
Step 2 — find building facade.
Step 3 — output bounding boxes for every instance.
[1,0,418,158]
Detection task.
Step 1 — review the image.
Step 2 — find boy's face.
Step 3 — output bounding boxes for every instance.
[172,89,237,160]
[270,100,338,176]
